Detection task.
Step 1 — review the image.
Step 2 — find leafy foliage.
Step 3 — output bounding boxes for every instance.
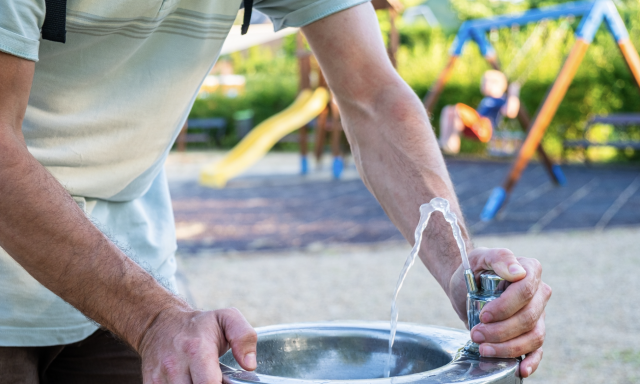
[190,2,640,161]
[189,38,298,147]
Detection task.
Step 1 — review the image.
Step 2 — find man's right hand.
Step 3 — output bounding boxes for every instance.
[139,307,258,384]
[1,51,261,383]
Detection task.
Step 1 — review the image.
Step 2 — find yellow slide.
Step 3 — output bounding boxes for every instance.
[200,87,331,188]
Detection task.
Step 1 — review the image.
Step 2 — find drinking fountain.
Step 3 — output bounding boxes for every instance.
[220,321,521,384]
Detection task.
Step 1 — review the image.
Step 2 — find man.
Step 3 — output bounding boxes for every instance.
[439,70,521,154]
[0,1,551,383]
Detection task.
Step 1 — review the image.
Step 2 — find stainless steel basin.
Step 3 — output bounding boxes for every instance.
[220,321,521,384]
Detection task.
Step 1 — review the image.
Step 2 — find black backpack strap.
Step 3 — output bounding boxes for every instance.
[241,0,253,35]
[42,0,67,43]
[42,0,249,41]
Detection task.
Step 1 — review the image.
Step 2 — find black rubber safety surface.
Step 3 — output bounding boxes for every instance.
[170,160,640,253]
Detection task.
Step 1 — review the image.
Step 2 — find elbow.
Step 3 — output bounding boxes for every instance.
[332,65,405,109]
[341,76,418,121]
[0,127,28,168]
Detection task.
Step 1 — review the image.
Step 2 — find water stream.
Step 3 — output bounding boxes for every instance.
[384,197,470,378]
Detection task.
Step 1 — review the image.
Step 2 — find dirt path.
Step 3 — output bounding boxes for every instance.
[176,226,640,384]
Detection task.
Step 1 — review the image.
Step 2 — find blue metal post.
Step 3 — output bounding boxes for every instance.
[332,157,344,179]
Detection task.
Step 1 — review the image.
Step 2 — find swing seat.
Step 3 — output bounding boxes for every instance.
[455,103,493,143]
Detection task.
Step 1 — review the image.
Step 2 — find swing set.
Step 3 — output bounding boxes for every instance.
[423,0,640,221]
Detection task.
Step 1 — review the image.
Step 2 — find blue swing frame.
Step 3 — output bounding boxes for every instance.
[423,1,640,221]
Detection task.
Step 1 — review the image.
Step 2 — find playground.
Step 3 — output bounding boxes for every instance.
[187,0,640,215]
[172,1,640,383]
[168,151,640,252]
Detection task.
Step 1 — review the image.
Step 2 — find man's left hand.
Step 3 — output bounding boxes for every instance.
[448,248,552,378]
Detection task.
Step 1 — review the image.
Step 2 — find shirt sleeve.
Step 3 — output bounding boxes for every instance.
[0,0,45,61]
[254,0,371,31]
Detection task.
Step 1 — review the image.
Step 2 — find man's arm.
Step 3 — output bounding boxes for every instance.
[302,3,550,378]
[0,51,257,383]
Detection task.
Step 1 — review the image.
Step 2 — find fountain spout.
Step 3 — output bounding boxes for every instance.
[464,268,478,294]
[466,271,509,352]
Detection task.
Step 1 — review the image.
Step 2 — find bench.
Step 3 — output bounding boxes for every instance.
[563,114,640,154]
[176,118,227,151]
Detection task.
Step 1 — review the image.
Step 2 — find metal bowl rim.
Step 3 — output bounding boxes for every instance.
[220,321,519,384]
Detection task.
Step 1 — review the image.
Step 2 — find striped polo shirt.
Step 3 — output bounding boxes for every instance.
[0,0,367,346]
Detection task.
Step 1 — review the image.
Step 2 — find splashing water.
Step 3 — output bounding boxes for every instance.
[384,197,470,378]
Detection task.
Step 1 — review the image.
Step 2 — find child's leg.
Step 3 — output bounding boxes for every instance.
[439,105,462,154]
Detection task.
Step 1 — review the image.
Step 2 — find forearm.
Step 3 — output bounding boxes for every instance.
[0,54,257,383]
[0,132,188,350]
[338,81,470,293]
[303,4,471,295]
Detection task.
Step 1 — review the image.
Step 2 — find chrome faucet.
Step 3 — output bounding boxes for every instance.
[465,271,510,354]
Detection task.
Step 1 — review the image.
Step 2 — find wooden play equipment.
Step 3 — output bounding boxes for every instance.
[423,0,640,220]
[371,0,404,68]
[201,0,405,186]
[200,32,338,188]
[198,27,333,188]
[302,0,404,178]
[199,87,330,188]
[296,32,338,177]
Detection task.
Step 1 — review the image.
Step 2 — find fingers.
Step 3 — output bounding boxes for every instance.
[189,346,222,384]
[470,248,526,283]
[480,257,545,323]
[520,348,543,378]
[465,249,549,378]
[478,316,545,359]
[145,334,218,384]
[159,356,192,384]
[141,308,256,384]
[217,308,258,371]
[142,354,192,384]
[472,282,550,343]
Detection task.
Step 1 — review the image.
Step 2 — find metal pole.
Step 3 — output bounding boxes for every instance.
[388,8,399,69]
[486,56,563,185]
[504,38,589,192]
[330,100,344,178]
[297,32,312,174]
[618,38,640,90]
[481,38,589,221]
[423,55,458,114]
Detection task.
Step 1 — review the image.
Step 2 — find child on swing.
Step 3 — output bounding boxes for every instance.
[438,70,520,154]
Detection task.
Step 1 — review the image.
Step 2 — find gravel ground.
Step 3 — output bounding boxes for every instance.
[176,226,640,384]
[167,151,640,252]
